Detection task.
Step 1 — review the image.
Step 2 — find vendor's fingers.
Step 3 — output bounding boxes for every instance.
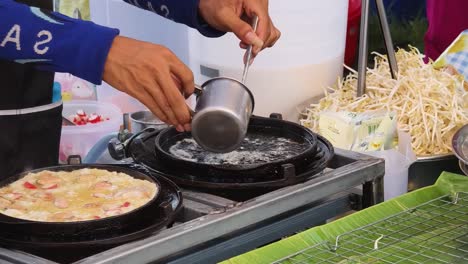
[253,16,270,54]
[266,27,281,48]
[170,61,195,96]
[241,22,279,53]
[135,89,169,125]
[158,71,192,126]
[144,76,180,127]
[184,123,192,132]
[171,73,192,100]
[223,10,264,50]
[171,73,182,91]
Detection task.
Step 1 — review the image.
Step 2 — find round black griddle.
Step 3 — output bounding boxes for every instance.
[0,164,166,239]
[154,116,319,180]
[0,164,182,263]
[128,115,334,189]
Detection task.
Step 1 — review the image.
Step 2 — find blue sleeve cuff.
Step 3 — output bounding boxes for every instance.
[123,0,226,38]
[190,0,226,38]
[65,21,119,84]
[0,0,120,85]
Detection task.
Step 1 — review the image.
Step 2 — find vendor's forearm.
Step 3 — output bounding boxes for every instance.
[123,0,225,38]
[0,0,119,84]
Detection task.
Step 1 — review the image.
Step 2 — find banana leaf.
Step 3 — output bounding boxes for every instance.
[223,172,468,264]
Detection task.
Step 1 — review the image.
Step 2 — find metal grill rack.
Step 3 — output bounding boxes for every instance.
[274,192,468,264]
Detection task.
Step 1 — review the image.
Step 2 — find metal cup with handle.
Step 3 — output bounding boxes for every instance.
[190,77,255,153]
[189,15,259,153]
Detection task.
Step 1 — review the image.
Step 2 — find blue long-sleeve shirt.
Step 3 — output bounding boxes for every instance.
[0,0,224,85]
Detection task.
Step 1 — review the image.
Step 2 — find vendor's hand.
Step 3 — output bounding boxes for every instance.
[103,36,194,132]
[199,0,281,64]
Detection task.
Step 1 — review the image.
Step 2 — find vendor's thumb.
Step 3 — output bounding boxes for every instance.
[225,13,264,50]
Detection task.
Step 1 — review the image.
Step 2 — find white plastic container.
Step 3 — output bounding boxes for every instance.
[357,131,416,200]
[364,149,410,201]
[189,0,349,122]
[59,100,122,163]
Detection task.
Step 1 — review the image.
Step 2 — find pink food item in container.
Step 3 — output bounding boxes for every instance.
[59,101,122,163]
[68,109,110,125]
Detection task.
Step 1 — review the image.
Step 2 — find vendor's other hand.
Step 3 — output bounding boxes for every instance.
[103,36,194,132]
[199,0,281,64]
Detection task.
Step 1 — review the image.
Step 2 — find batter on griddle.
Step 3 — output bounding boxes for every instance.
[169,133,309,165]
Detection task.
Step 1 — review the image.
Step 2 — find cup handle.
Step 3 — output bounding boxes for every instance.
[194,84,203,97]
[188,84,203,117]
[188,106,196,117]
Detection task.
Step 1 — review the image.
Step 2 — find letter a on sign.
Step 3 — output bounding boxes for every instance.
[1,24,21,51]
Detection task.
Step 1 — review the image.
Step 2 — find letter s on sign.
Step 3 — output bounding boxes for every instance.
[34,30,52,55]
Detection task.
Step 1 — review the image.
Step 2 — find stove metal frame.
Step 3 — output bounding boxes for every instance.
[0,149,384,264]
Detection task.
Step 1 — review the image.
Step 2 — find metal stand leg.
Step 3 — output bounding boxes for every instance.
[357,0,398,97]
[356,0,370,97]
[362,176,384,208]
[375,0,398,78]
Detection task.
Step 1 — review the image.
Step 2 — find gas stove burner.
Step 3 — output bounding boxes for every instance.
[152,136,333,189]
[154,116,320,181]
[0,165,182,263]
[125,116,334,190]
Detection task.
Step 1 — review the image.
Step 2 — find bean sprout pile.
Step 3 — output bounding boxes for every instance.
[300,47,468,156]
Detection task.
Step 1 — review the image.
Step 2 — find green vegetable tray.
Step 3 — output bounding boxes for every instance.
[224,172,468,264]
